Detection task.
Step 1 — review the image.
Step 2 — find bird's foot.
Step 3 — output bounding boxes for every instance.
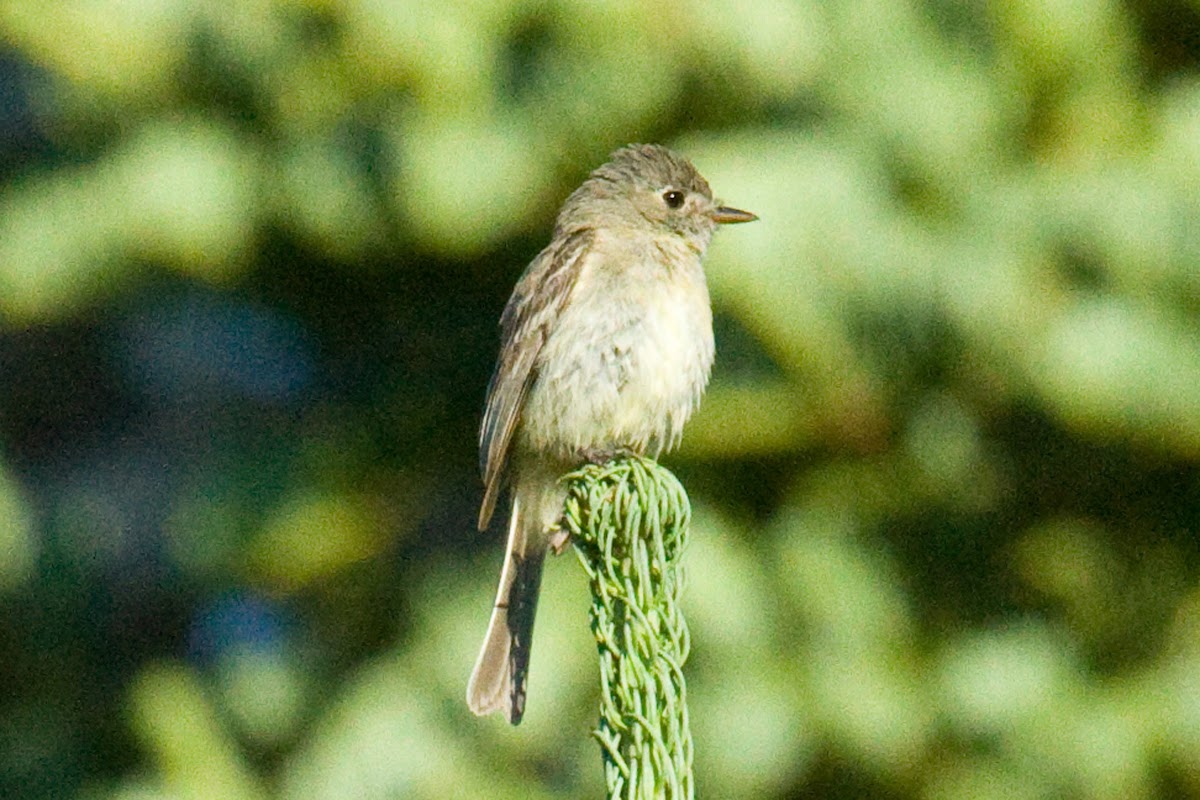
[548,524,571,555]
[581,445,637,465]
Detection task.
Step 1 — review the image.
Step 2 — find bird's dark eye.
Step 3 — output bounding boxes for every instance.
[663,190,685,209]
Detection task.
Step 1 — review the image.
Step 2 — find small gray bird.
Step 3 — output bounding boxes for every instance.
[467,143,756,724]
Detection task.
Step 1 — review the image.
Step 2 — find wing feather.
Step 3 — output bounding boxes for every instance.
[478,229,592,529]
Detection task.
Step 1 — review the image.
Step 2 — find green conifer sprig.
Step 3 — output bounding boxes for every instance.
[562,456,694,800]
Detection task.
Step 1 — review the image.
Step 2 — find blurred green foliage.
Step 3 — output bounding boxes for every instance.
[0,0,1198,798]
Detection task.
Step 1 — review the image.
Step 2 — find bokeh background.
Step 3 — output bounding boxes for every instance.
[1,0,1199,798]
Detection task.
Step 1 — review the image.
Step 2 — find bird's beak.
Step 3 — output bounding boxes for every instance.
[711,205,758,224]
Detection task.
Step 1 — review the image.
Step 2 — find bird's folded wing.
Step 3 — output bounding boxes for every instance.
[478,228,594,529]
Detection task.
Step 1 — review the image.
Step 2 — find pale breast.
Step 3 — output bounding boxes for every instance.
[520,234,715,458]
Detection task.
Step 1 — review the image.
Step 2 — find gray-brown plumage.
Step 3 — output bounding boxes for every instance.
[467,144,756,724]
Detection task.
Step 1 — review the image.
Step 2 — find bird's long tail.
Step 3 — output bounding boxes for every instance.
[466,491,547,724]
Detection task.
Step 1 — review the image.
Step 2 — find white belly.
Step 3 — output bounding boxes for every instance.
[521,241,715,458]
